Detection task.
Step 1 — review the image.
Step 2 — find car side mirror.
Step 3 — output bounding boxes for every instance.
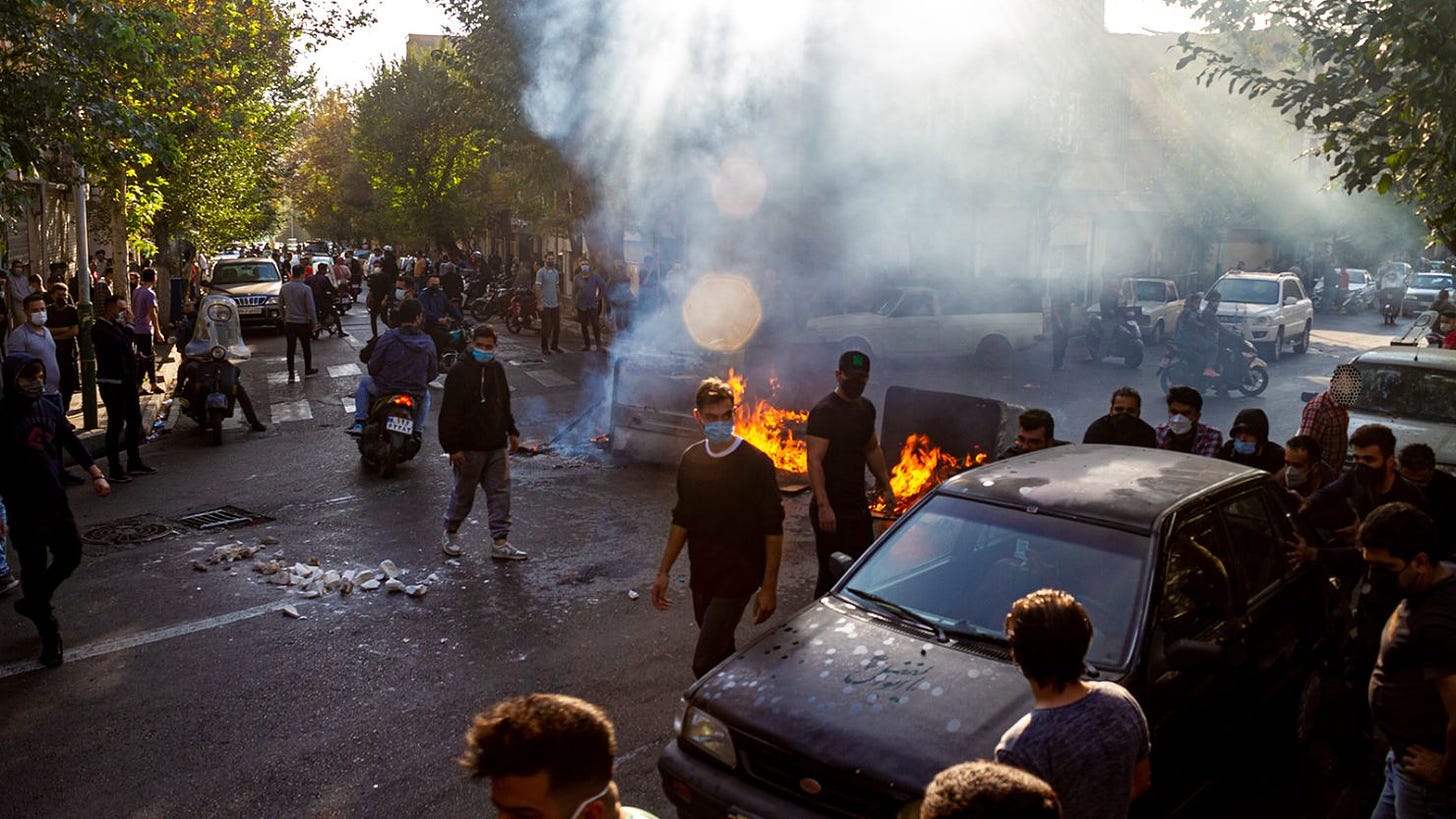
[1165,637,1223,672]
[1284,296,1298,306]
[828,551,855,582]
[1299,390,1318,403]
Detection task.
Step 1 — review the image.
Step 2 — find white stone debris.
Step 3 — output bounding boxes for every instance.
[191,560,209,572]
[379,560,400,579]
[385,578,407,593]
[360,579,381,591]
[281,605,301,619]
[406,585,428,599]
[627,589,640,601]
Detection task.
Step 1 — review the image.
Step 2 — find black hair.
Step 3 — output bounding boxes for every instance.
[1165,385,1202,413]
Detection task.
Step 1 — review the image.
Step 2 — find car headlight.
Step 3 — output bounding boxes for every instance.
[266,295,279,305]
[679,704,736,769]
[1252,315,1271,325]
[210,345,226,360]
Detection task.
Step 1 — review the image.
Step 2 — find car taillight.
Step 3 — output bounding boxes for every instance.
[391,394,414,408]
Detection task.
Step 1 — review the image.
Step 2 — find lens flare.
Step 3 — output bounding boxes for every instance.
[681,273,763,351]
[711,156,768,219]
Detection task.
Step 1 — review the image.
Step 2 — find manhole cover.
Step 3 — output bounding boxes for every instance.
[176,505,272,530]
[80,515,183,555]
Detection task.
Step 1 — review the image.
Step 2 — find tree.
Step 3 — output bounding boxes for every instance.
[1173,0,1456,252]
[287,88,373,241]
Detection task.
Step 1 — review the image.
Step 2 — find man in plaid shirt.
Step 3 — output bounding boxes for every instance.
[1154,385,1224,457]
[1298,363,1358,474]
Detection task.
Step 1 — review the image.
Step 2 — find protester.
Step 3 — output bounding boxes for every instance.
[1154,386,1222,456]
[438,325,526,562]
[1001,409,1068,459]
[131,268,166,393]
[92,295,158,483]
[8,294,64,410]
[348,300,436,436]
[0,354,112,667]
[1274,435,1335,499]
[5,258,31,332]
[460,693,660,819]
[45,283,80,412]
[1173,292,1216,377]
[1081,387,1155,448]
[536,254,564,354]
[996,589,1151,819]
[1215,408,1284,472]
[1049,286,1071,372]
[922,761,1062,819]
[606,261,635,333]
[1299,363,1358,473]
[366,254,394,338]
[806,350,894,598]
[1396,443,1456,546]
[280,264,319,382]
[1300,424,1427,546]
[652,377,783,678]
[418,273,463,357]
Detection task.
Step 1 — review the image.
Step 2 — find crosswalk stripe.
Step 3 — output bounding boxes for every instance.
[328,363,362,378]
[269,400,313,423]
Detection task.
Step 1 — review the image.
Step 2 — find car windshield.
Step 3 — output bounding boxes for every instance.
[1351,363,1456,424]
[1209,279,1279,305]
[1412,275,1452,290]
[211,263,280,284]
[842,494,1150,669]
[1133,281,1166,302]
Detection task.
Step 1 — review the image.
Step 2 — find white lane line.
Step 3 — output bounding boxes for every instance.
[342,397,356,415]
[0,600,305,680]
[523,369,575,388]
[328,363,361,378]
[270,400,313,423]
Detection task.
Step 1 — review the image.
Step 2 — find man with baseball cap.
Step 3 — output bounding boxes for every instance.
[806,350,894,598]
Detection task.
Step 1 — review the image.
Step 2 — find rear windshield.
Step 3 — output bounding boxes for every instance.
[1133,281,1166,301]
[1352,364,1456,424]
[844,494,1150,669]
[212,263,280,284]
[1209,278,1279,305]
[1412,275,1453,290]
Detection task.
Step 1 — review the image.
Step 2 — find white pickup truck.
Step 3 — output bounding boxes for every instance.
[806,285,1042,368]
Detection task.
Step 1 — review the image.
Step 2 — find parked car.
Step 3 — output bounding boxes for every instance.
[1343,343,1456,474]
[659,446,1340,818]
[1208,270,1314,361]
[1402,272,1454,315]
[806,285,1041,369]
[1086,277,1185,344]
[204,257,284,328]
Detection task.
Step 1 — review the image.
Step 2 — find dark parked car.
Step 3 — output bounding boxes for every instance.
[658,446,1340,818]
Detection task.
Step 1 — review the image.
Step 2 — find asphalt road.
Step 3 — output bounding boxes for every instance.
[0,302,1402,817]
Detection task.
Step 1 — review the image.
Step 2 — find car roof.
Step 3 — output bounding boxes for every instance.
[1354,345,1456,371]
[1216,270,1294,280]
[216,257,277,265]
[938,445,1262,532]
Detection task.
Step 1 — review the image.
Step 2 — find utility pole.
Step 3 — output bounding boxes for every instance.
[74,163,98,429]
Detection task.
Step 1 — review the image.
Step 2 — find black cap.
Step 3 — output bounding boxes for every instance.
[838,350,871,376]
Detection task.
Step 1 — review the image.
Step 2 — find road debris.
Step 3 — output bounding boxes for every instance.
[281,605,302,619]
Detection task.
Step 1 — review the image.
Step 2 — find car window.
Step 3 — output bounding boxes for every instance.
[1209,279,1279,305]
[1282,281,1301,302]
[844,495,1150,668]
[1412,275,1453,289]
[1133,281,1166,302]
[893,293,936,317]
[1216,492,1288,606]
[1351,364,1456,424]
[1157,510,1234,639]
[211,263,280,284]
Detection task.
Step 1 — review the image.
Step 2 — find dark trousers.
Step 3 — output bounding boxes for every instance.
[576,306,601,349]
[11,505,83,627]
[810,502,875,598]
[99,383,143,473]
[284,323,313,374]
[134,332,158,387]
[691,587,750,678]
[540,307,561,351]
[236,383,263,426]
[1052,328,1068,369]
[368,299,383,337]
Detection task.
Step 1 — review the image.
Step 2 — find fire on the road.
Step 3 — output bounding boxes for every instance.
[871,434,988,518]
[726,369,809,473]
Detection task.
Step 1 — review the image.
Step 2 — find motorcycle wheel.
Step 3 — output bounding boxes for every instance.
[1158,367,1175,395]
[379,450,397,478]
[506,313,524,334]
[321,312,341,337]
[440,351,459,370]
[1238,366,1270,397]
[1123,341,1144,369]
[469,299,491,321]
[208,409,224,446]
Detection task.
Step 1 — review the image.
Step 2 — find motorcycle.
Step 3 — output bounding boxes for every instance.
[335,287,355,313]
[1085,305,1145,368]
[177,294,252,445]
[356,392,422,478]
[468,285,512,322]
[435,321,468,369]
[505,291,538,335]
[1158,337,1269,397]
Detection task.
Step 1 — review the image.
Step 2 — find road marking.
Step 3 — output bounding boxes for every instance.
[523,369,575,388]
[270,400,313,423]
[0,600,305,680]
[342,397,356,415]
[328,363,361,378]
[266,371,292,386]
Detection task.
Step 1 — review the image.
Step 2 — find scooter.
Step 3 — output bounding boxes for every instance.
[176,293,253,445]
[505,291,538,334]
[1085,305,1145,368]
[435,322,468,369]
[356,392,422,478]
[1158,336,1269,397]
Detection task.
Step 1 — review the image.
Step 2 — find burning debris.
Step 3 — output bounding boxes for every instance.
[871,434,988,518]
[726,368,808,474]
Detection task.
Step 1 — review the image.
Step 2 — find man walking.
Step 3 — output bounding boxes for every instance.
[996,589,1151,819]
[652,377,784,678]
[0,353,112,667]
[281,263,319,382]
[535,253,564,354]
[131,268,166,393]
[806,351,894,597]
[438,325,527,562]
[572,259,605,351]
[93,295,158,483]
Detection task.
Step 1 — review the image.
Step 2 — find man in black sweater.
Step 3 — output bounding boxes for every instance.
[437,324,526,561]
[652,377,785,678]
[92,294,156,483]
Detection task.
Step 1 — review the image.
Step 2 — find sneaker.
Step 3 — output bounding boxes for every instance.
[346,421,364,436]
[0,574,19,596]
[305,368,319,376]
[490,540,528,561]
[39,631,63,668]
[288,373,296,384]
[108,472,133,484]
[249,422,267,432]
[127,463,159,476]
[442,531,463,557]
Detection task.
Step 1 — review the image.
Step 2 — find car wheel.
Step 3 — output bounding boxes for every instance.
[1123,340,1144,369]
[1292,320,1311,354]
[974,335,1013,369]
[1267,327,1283,362]
[1292,668,1324,746]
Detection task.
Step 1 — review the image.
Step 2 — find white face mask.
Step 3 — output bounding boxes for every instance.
[1167,413,1193,436]
[29,309,47,326]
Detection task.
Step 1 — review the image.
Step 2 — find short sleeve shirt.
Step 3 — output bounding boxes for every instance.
[47,303,80,363]
[131,286,157,335]
[806,391,877,513]
[536,267,561,309]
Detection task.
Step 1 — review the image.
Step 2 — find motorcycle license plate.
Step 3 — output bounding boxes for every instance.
[206,392,229,409]
[385,416,414,435]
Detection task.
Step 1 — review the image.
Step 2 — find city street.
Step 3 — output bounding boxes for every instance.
[0,303,1405,817]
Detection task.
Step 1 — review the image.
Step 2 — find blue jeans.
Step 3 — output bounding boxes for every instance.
[1372,749,1456,819]
[0,499,11,578]
[354,375,429,433]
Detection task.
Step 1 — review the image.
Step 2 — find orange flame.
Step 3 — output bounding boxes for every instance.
[726,368,809,474]
[872,434,988,517]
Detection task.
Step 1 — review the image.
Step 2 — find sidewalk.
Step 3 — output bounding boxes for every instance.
[69,342,181,463]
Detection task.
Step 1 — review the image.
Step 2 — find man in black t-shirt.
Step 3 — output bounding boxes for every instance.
[1362,503,1456,813]
[652,377,784,678]
[806,350,894,598]
[45,283,80,412]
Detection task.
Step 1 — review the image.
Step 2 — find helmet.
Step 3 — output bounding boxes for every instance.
[383,245,393,252]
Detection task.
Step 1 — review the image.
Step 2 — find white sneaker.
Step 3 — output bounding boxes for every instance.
[442,531,463,557]
[490,539,528,561]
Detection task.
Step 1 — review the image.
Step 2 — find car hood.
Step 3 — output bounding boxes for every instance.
[1216,303,1276,317]
[690,599,1032,791]
[1346,409,1456,469]
[209,281,280,297]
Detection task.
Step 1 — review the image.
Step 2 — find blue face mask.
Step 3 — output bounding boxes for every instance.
[703,421,735,446]
[1233,439,1256,456]
[471,348,495,363]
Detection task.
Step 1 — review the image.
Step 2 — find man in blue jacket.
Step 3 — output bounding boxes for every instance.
[347,299,437,436]
[418,272,463,357]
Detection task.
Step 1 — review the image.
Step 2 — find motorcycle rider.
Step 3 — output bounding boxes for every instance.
[347,299,437,437]
[174,299,267,433]
[418,273,464,357]
[307,263,347,338]
[1173,292,1218,377]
